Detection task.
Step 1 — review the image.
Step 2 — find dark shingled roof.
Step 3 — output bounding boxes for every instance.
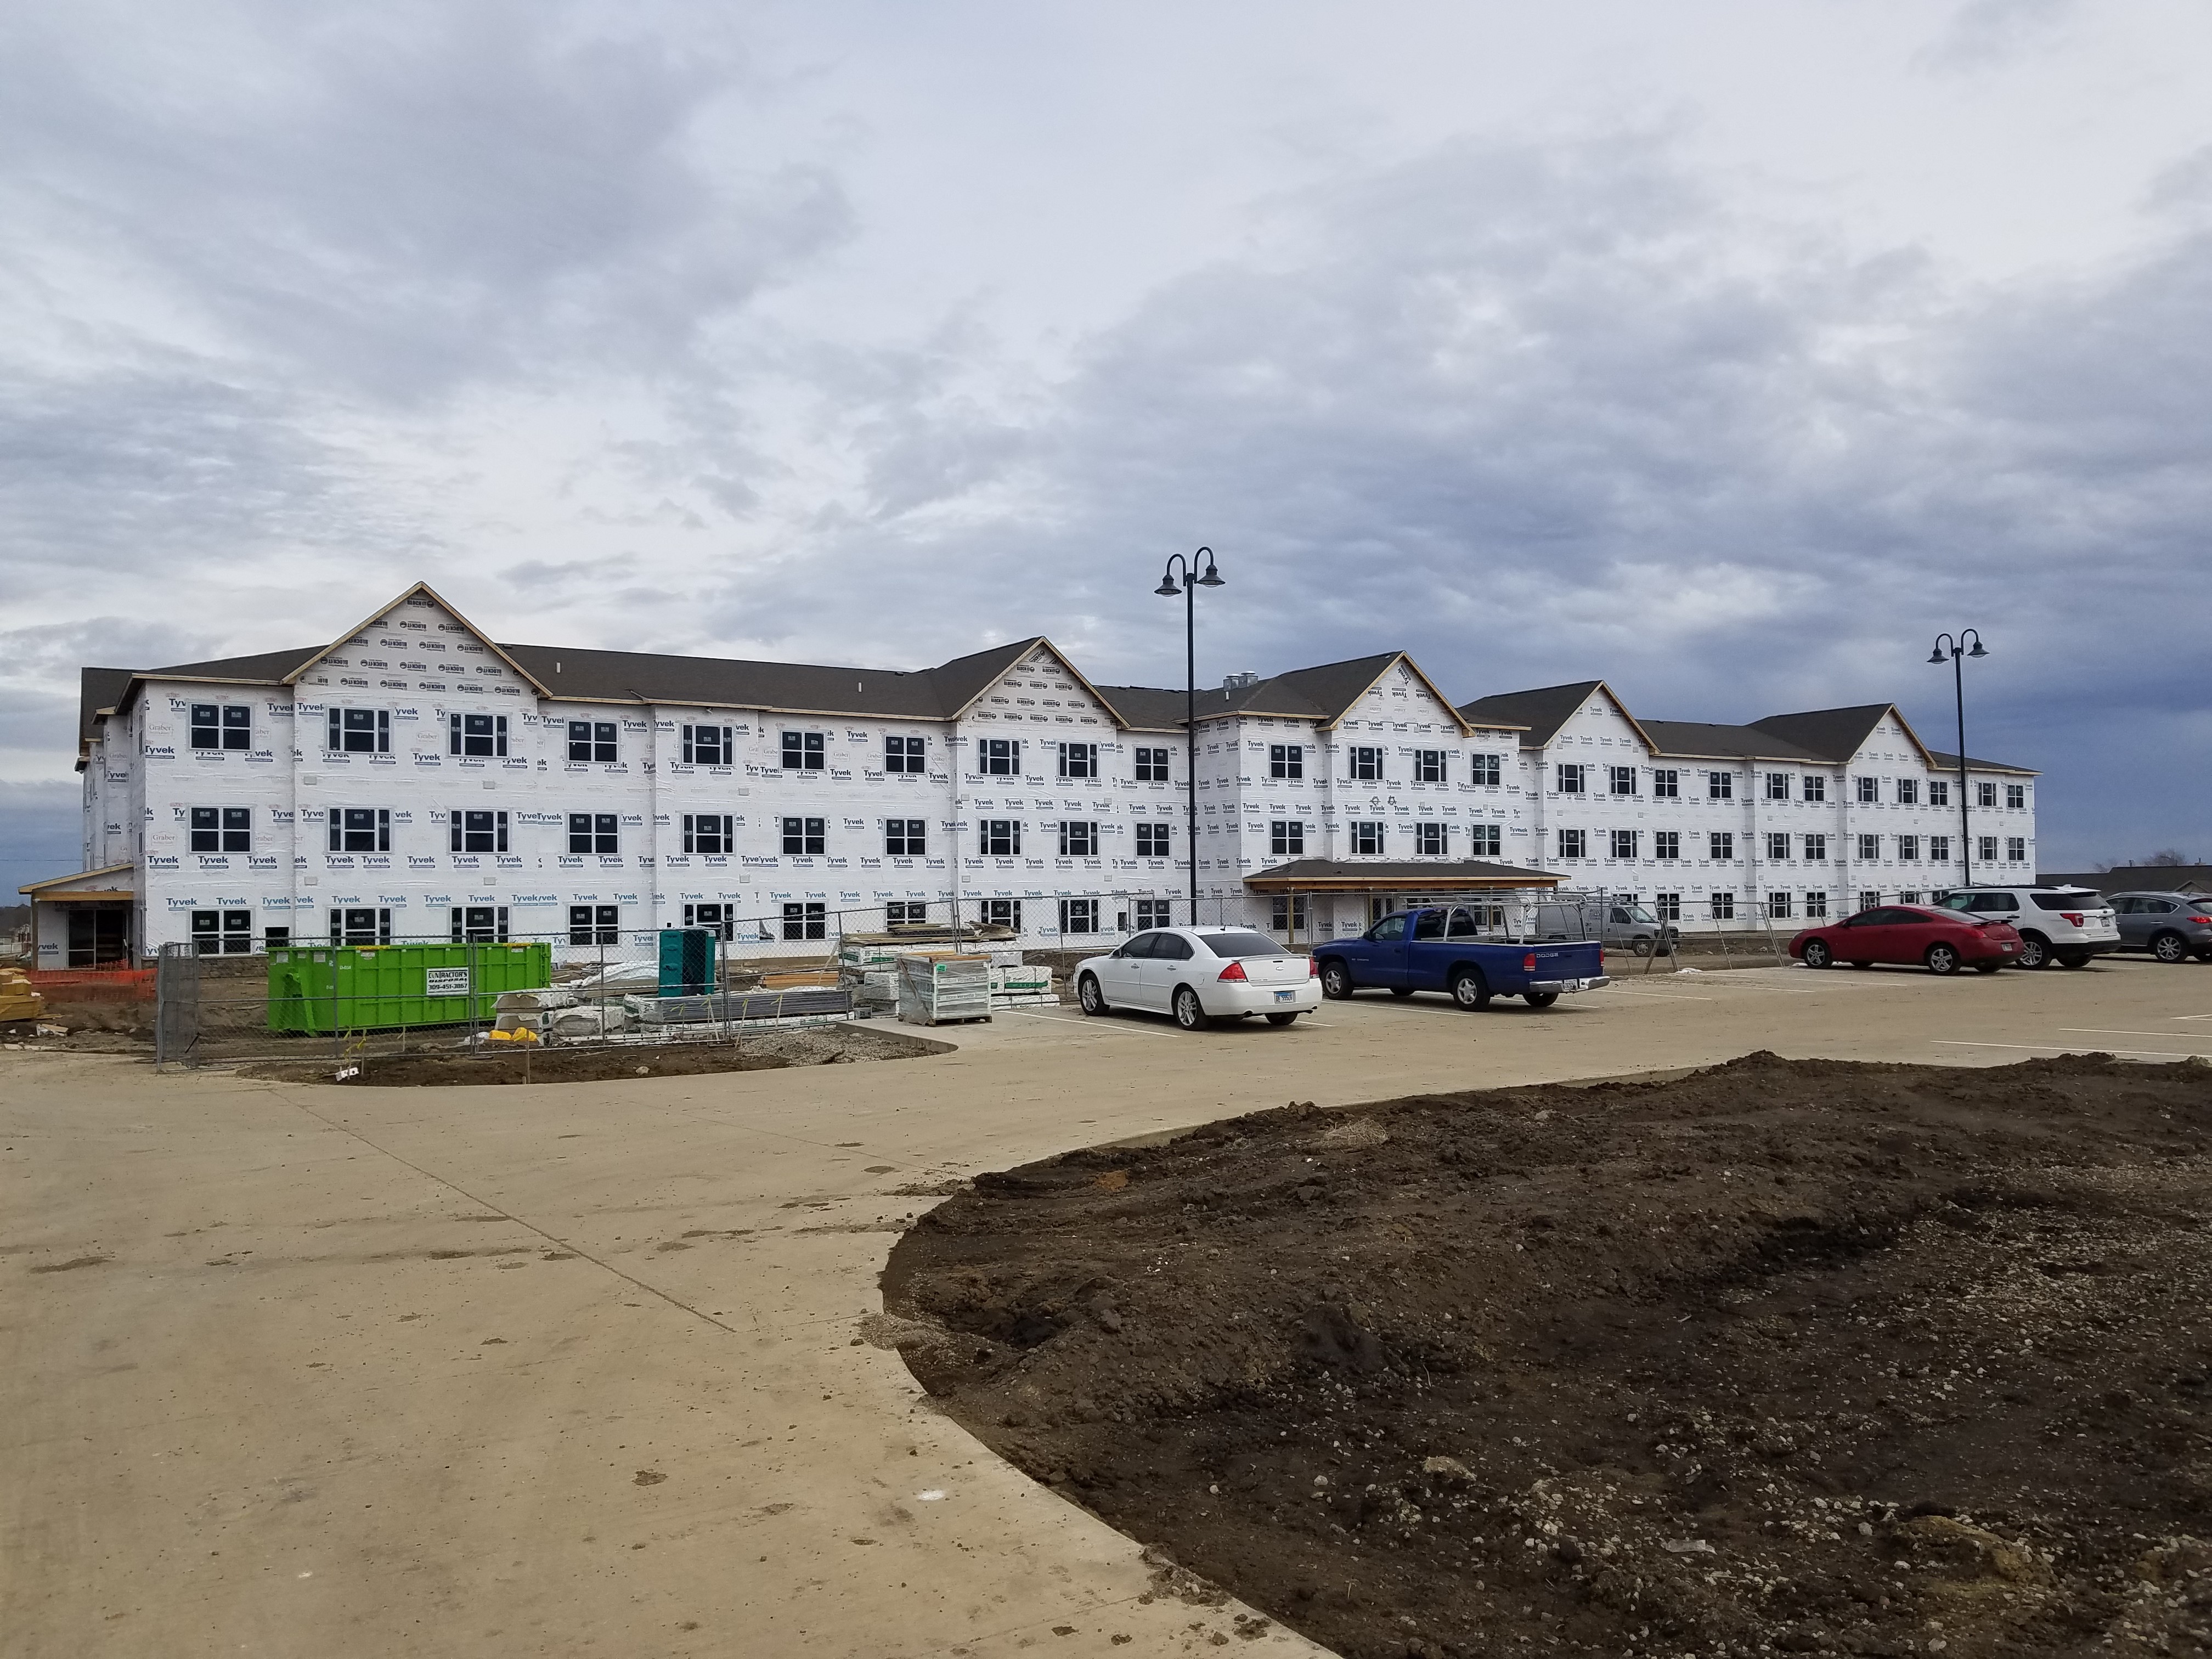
[1925,748,2039,777]
[1746,705,1896,764]
[493,636,1043,720]
[1636,719,1831,763]
[1096,652,1454,733]
[1455,681,1603,747]
[142,645,325,683]
[78,667,137,747]
[1240,857,1556,889]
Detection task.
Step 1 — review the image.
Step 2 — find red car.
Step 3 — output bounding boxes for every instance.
[1789,904,2024,975]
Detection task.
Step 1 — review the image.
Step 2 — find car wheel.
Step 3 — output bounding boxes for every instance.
[2015,933,2051,970]
[1630,937,1652,958]
[1173,986,1210,1031]
[1973,961,2001,974]
[1523,991,1560,1009]
[1801,939,1833,970]
[1077,973,1108,1015]
[1319,960,1354,1000]
[1265,1011,1299,1026]
[1389,986,1415,998]
[1449,968,1491,1011]
[2056,954,2089,969]
[2152,931,2190,964]
[1925,943,1960,975]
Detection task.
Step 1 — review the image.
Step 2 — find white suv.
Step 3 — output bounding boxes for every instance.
[1933,887,2120,970]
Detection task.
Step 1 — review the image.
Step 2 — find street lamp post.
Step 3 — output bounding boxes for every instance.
[1928,630,1988,887]
[1156,548,1224,923]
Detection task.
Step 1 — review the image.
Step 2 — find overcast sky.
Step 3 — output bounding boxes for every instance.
[4,0,2208,880]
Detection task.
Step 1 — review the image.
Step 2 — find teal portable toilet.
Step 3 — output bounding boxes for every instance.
[658,928,716,998]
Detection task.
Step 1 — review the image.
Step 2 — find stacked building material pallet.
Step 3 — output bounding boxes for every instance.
[896,955,992,1025]
[627,988,853,1024]
[988,963,1056,1008]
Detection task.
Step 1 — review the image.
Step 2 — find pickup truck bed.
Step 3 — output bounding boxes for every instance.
[1314,906,1609,1009]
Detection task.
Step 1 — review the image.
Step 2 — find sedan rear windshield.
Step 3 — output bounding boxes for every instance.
[1201,931,1294,957]
[2031,892,2106,911]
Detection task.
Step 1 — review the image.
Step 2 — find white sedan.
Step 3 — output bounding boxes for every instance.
[1074,927,1322,1030]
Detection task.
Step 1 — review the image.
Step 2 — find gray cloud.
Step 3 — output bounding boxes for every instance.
[1917,0,2078,72]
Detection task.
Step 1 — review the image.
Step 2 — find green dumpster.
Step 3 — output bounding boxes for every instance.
[267,941,553,1034]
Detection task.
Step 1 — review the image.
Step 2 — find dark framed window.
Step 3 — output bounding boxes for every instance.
[1469,823,1501,857]
[1802,775,1827,802]
[1415,822,1448,855]
[1804,834,1828,862]
[2006,783,2025,810]
[1766,832,1790,861]
[1558,828,1587,859]
[1804,891,1829,918]
[1765,771,1791,801]
[683,725,733,765]
[568,813,618,855]
[1652,769,1679,798]
[190,704,252,751]
[449,713,507,757]
[1415,749,1447,783]
[1655,893,1681,922]
[1710,831,1735,860]
[189,806,252,853]
[1270,820,1304,855]
[1349,747,1381,781]
[885,735,926,774]
[977,738,1020,776]
[330,907,392,946]
[1058,743,1097,780]
[978,899,1021,933]
[1929,780,1950,807]
[1929,835,1951,863]
[979,819,1021,857]
[1469,753,1502,787]
[1270,894,1311,933]
[1654,831,1680,860]
[781,902,827,941]
[568,721,618,763]
[1708,771,1734,800]
[1350,821,1384,856]
[1555,763,1586,794]
[781,731,826,770]
[885,819,926,856]
[886,901,928,927]
[450,905,510,943]
[682,903,733,941]
[1270,744,1305,780]
[1059,898,1099,936]
[451,809,508,853]
[782,816,826,856]
[1896,778,1919,805]
[1898,834,1920,861]
[1856,775,1880,803]
[264,926,290,950]
[1058,821,1098,856]
[326,708,389,753]
[569,905,619,946]
[190,910,254,954]
[1977,781,1997,808]
[1978,835,1999,862]
[1135,747,1170,782]
[1613,829,1640,860]
[1858,833,1881,861]
[1135,822,1170,858]
[328,808,390,853]
[2006,836,2026,862]
[1133,898,1172,929]
[1768,890,1793,919]
[1710,891,1736,921]
[683,814,733,855]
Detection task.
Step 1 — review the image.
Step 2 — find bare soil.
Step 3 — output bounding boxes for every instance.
[882,1053,2212,1659]
[239,1020,949,1085]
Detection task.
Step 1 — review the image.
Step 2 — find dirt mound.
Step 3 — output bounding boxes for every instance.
[241,1020,949,1085]
[883,1053,2212,1658]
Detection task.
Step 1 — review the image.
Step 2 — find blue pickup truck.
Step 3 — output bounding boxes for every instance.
[1314,905,1610,1010]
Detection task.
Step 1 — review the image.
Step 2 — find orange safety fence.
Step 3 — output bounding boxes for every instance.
[27,966,156,1002]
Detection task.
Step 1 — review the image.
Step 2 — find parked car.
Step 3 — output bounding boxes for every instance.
[1313,906,1609,1009]
[1532,899,1678,958]
[1790,904,2023,975]
[1075,927,1321,1030]
[2108,892,2212,964]
[1931,886,2120,969]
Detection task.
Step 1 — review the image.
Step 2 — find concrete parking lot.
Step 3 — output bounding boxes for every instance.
[5,958,2209,1658]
